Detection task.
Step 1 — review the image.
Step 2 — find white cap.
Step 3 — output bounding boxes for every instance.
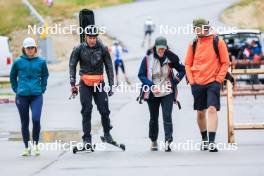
[23,37,37,48]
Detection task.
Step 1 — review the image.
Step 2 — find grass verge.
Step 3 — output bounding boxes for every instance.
[221,0,264,31]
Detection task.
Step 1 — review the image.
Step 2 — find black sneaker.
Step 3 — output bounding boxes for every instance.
[201,140,209,151]
[165,140,172,152]
[150,141,158,151]
[208,142,218,152]
[104,133,114,143]
[83,140,92,150]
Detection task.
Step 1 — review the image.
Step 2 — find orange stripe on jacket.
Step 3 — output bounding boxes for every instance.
[185,35,230,85]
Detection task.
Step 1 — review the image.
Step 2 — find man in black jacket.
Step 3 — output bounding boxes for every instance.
[69,26,114,146]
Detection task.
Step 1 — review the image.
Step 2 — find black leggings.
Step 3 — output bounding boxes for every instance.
[16,95,43,148]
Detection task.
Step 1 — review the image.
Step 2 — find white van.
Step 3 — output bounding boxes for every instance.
[0,36,12,76]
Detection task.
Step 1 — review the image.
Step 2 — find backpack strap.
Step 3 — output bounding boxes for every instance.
[186,38,198,85]
[137,55,150,103]
[192,37,198,57]
[145,55,148,78]
[212,36,234,83]
[143,55,149,100]
[213,35,220,60]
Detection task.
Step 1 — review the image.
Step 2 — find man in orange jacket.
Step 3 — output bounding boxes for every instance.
[185,18,230,152]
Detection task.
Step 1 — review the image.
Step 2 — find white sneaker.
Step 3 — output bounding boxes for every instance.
[33,145,40,156]
[21,148,31,156]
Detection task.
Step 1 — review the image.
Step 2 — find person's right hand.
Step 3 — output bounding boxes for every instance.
[152,85,160,94]
[71,85,78,96]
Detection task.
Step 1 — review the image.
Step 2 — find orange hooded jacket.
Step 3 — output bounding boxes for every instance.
[185,35,230,85]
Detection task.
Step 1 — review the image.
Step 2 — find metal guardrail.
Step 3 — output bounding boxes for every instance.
[21,0,55,63]
[22,0,44,24]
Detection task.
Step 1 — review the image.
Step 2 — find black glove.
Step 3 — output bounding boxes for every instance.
[108,86,114,97]
[71,85,78,96]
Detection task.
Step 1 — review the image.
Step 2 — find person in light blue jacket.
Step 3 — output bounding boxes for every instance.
[10,37,49,156]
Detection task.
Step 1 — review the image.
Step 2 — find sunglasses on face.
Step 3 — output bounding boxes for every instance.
[26,47,35,50]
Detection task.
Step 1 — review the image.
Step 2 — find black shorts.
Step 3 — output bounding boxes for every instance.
[191,81,221,111]
[145,30,152,36]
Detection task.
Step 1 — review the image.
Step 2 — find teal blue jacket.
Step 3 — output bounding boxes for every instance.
[10,55,49,96]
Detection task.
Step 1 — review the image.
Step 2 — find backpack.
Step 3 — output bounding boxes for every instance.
[190,35,234,84]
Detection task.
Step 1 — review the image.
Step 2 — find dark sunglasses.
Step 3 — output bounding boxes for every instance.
[26,47,35,50]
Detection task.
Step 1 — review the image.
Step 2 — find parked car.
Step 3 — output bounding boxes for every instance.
[219,29,264,84]
[0,36,12,77]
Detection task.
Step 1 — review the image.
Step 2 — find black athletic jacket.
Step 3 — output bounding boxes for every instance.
[69,39,114,86]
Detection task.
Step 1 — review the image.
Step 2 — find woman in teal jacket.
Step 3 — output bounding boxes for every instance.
[10,37,49,156]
